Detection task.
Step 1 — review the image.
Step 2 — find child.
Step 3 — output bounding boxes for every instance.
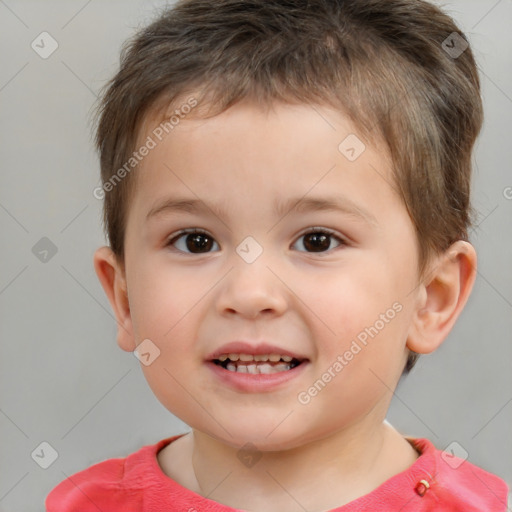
[46,0,509,510]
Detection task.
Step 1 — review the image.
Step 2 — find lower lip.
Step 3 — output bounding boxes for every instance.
[205,361,309,393]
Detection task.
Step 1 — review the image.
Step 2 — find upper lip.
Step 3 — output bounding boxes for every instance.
[206,341,309,361]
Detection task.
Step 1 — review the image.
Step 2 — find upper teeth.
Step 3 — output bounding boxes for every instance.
[218,354,293,362]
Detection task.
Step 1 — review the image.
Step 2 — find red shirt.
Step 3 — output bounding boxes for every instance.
[46,435,509,511]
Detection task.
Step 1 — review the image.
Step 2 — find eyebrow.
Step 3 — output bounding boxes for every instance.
[146,195,378,227]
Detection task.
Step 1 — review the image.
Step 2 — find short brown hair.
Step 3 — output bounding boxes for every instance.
[95,0,483,372]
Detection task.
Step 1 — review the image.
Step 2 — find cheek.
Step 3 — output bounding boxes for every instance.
[304,262,394,342]
[127,256,203,343]
[301,313,410,426]
[305,258,411,382]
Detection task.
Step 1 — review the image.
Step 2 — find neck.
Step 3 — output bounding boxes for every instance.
[185,420,418,512]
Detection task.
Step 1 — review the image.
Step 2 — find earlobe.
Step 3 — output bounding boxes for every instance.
[93,246,136,352]
[406,241,477,355]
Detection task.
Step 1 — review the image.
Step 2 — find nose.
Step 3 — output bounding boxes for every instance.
[216,256,289,319]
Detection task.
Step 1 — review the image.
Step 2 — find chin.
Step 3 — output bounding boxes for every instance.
[203,419,318,452]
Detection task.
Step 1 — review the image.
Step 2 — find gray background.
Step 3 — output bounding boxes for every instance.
[0,1,511,510]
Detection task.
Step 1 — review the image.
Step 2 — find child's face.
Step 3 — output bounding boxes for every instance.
[119,101,424,450]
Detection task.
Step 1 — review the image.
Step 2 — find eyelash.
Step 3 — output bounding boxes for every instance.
[165,227,347,255]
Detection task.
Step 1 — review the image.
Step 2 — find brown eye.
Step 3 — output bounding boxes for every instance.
[168,230,219,253]
[294,229,343,253]
[185,233,214,252]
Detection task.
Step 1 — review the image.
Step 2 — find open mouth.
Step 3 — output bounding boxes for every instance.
[212,354,305,374]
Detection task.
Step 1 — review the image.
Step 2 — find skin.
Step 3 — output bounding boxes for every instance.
[94,101,477,511]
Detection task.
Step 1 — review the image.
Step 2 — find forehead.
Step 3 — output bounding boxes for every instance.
[130,100,397,223]
[138,95,385,155]
[136,99,390,172]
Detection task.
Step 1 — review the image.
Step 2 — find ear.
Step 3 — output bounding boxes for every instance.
[406,241,477,354]
[93,246,136,352]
